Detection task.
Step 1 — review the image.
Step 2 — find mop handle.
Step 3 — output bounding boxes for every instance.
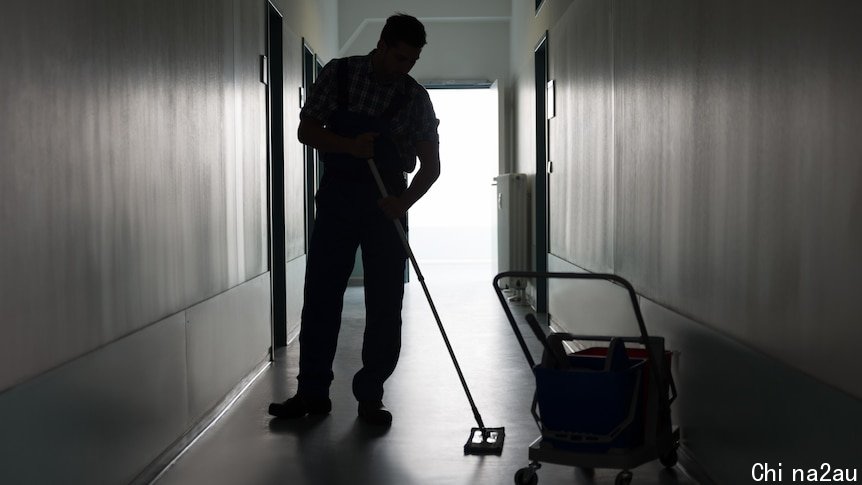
[366,158,487,430]
[366,160,424,283]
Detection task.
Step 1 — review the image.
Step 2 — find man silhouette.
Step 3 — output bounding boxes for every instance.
[269,13,440,427]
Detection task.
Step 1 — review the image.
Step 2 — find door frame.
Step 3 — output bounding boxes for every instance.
[301,39,318,254]
[534,32,550,313]
[266,1,287,350]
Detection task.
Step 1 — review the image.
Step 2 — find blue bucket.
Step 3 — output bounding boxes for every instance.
[533,349,645,452]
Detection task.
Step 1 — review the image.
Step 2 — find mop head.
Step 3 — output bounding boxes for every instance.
[464,427,505,455]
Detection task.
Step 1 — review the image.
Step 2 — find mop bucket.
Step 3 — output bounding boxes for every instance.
[533,339,647,453]
[494,271,681,485]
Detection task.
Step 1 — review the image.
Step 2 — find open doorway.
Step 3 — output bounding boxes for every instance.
[408,86,499,271]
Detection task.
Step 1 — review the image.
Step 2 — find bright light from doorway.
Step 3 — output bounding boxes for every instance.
[408,87,499,263]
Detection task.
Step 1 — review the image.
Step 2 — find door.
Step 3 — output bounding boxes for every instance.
[302,41,316,252]
[534,33,549,313]
[266,2,287,348]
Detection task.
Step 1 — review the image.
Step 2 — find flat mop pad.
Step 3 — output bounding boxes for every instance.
[464,427,506,455]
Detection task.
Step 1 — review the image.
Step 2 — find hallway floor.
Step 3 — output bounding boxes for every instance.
[153,262,697,485]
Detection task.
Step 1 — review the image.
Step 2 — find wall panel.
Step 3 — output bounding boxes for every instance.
[236,0,269,280]
[186,273,271,419]
[0,0,268,392]
[613,0,702,309]
[0,274,272,484]
[283,28,307,261]
[0,313,189,485]
[614,0,862,397]
[548,0,614,271]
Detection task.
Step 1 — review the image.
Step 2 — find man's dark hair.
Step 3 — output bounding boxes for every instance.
[380,13,427,48]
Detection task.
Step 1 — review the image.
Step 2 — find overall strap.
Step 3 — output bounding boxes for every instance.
[337,59,349,109]
[381,90,407,121]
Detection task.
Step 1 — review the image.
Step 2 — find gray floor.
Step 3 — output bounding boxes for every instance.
[153,262,697,485]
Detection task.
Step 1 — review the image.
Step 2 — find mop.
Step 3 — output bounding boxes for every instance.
[367,158,505,455]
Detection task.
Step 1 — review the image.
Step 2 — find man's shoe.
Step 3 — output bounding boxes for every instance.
[357,401,392,427]
[268,395,331,419]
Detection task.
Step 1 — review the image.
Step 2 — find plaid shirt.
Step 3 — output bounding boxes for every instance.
[300,51,439,172]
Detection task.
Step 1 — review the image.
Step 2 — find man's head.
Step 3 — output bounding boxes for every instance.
[375,13,426,79]
[380,13,426,49]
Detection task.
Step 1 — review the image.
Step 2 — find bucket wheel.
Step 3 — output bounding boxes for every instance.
[615,470,633,485]
[514,462,540,485]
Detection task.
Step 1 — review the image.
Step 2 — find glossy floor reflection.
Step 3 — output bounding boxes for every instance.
[154,262,698,485]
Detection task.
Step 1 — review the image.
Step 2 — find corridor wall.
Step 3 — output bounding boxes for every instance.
[0,0,336,482]
[508,0,862,482]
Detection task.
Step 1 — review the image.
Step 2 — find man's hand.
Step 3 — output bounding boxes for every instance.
[349,132,379,159]
[377,196,408,220]
[394,140,440,213]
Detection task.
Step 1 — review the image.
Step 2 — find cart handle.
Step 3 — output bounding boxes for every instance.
[492,271,675,410]
[493,271,650,363]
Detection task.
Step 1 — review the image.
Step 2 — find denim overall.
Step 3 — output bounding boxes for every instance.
[297,60,409,403]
